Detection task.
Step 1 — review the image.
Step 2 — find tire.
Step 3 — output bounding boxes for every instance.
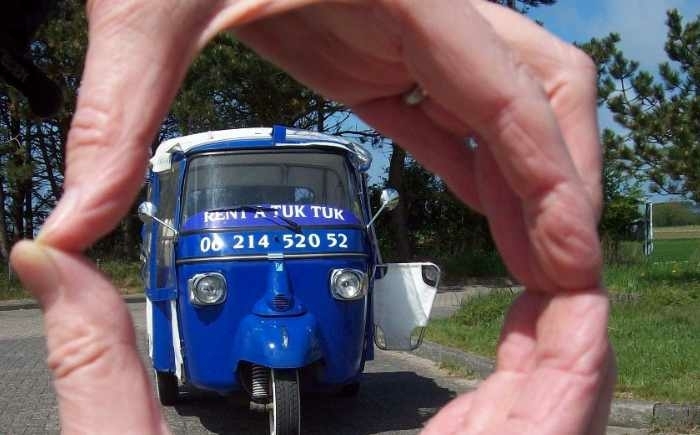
[338,382,360,397]
[155,371,178,406]
[269,369,300,435]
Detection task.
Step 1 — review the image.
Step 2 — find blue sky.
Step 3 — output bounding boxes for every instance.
[532,0,699,202]
[363,0,699,201]
[531,0,697,71]
[531,0,698,131]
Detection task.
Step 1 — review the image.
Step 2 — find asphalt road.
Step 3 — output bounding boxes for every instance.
[0,305,646,435]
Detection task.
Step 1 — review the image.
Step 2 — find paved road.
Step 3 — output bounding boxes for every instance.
[0,305,647,435]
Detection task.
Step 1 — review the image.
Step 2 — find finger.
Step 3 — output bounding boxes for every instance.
[391,0,601,291]
[586,347,616,435]
[474,142,552,290]
[457,291,544,432]
[470,1,602,214]
[232,5,413,105]
[37,2,216,251]
[353,96,483,212]
[10,241,168,434]
[421,392,474,435]
[503,290,610,434]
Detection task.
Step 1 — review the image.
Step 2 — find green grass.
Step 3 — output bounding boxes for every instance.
[612,239,700,263]
[605,261,700,402]
[0,260,142,301]
[97,260,143,294]
[439,360,479,379]
[427,260,700,403]
[426,290,515,358]
[652,239,700,262]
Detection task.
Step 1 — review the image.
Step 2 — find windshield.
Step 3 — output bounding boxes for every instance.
[181,151,361,225]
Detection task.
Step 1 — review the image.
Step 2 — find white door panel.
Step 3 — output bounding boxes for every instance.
[373,263,439,350]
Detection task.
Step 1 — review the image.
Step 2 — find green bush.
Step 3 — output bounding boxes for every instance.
[0,266,29,301]
[653,202,700,227]
[439,249,508,284]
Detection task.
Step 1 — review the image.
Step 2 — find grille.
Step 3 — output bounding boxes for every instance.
[271,294,291,311]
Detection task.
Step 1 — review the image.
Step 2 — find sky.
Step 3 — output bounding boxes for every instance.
[531,0,698,202]
[531,0,698,132]
[363,0,700,201]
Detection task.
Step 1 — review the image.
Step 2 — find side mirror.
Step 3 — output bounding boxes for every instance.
[138,201,157,224]
[367,188,400,229]
[380,188,400,211]
[138,201,179,236]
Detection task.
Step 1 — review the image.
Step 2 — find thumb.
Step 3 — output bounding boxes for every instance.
[36,1,216,251]
[10,240,169,434]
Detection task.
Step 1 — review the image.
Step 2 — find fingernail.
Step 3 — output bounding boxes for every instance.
[37,188,81,245]
[10,240,62,310]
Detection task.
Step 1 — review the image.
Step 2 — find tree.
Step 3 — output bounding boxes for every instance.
[653,201,700,227]
[494,0,556,14]
[1,8,353,261]
[580,10,700,200]
[171,34,346,134]
[598,154,644,262]
[0,0,87,259]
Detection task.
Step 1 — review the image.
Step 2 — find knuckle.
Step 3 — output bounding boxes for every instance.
[67,98,114,152]
[567,45,598,85]
[46,323,114,380]
[45,304,136,380]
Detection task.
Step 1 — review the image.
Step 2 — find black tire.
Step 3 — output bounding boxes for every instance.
[155,371,178,406]
[269,369,300,435]
[338,382,360,397]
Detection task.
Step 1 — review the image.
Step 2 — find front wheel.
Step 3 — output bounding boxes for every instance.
[338,382,360,397]
[269,369,300,435]
[155,371,178,406]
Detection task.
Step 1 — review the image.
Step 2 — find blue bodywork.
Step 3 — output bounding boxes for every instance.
[143,126,378,394]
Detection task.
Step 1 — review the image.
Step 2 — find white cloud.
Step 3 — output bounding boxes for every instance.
[534,0,699,70]
[591,0,696,70]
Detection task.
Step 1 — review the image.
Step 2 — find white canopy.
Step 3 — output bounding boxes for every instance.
[150,127,372,173]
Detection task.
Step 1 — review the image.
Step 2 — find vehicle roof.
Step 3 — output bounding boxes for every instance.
[150,126,372,173]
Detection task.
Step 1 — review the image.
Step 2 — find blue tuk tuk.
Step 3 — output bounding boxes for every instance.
[138,126,439,435]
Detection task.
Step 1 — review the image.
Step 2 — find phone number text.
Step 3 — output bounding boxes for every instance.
[198,232,350,253]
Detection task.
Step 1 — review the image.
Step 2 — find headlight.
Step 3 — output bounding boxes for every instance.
[330,269,368,300]
[189,273,227,306]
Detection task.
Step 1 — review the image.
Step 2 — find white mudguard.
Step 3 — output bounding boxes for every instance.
[373,262,440,351]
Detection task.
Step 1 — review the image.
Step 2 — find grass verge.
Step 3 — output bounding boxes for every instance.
[0,260,142,301]
[427,260,700,403]
[438,360,479,379]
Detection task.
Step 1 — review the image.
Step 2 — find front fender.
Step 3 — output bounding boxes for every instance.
[233,313,323,368]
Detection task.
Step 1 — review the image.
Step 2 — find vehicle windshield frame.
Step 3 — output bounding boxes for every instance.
[179,149,364,228]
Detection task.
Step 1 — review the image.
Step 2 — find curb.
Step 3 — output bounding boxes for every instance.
[415,340,700,430]
[2,292,698,430]
[0,293,147,312]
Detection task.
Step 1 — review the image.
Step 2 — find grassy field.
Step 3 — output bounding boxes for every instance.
[651,238,700,262]
[0,260,142,301]
[427,240,700,403]
[654,225,700,240]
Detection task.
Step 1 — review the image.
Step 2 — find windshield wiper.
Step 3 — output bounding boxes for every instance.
[207,205,302,233]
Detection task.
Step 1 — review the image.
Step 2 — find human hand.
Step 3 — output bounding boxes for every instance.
[11,1,614,434]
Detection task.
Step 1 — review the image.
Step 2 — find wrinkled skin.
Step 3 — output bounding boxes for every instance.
[10,1,614,434]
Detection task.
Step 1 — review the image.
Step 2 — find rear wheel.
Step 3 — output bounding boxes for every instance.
[155,371,178,406]
[268,369,300,435]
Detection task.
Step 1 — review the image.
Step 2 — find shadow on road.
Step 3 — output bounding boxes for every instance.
[172,371,456,434]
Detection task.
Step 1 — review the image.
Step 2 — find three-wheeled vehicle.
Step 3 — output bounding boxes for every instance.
[139,126,439,435]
